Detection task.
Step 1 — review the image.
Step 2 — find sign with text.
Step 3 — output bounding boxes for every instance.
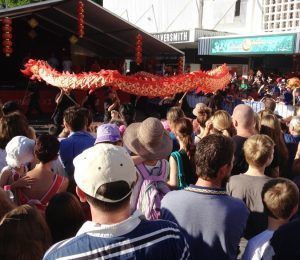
[210,34,296,55]
[152,30,190,43]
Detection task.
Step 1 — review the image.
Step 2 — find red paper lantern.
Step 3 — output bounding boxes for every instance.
[2,17,13,57]
[135,33,143,65]
[77,1,85,38]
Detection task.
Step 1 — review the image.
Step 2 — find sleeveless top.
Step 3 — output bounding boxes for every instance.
[170,150,196,190]
[17,174,65,212]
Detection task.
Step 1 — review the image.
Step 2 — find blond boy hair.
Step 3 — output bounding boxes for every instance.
[243,134,274,168]
[262,178,299,220]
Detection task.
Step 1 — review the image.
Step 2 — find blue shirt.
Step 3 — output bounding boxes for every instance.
[59,131,95,177]
[161,185,249,260]
[44,212,190,260]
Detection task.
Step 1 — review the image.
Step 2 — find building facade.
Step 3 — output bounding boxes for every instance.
[104,0,300,73]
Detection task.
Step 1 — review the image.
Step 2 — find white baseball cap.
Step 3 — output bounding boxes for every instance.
[73,143,136,203]
[5,136,35,168]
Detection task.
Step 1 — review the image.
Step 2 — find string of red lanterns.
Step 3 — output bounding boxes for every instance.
[2,17,13,57]
[178,57,183,74]
[136,33,143,65]
[77,1,85,38]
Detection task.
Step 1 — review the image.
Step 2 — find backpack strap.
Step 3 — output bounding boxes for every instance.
[171,151,185,189]
[40,175,65,205]
[160,159,167,180]
[136,161,166,181]
[136,163,150,179]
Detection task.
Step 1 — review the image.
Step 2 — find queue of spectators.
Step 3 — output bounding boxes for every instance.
[1,75,300,259]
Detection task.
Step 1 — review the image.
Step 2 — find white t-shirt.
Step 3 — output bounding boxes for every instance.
[243,229,274,260]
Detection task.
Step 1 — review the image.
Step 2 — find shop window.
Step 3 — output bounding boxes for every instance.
[234,0,241,17]
[277,5,281,11]
[282,21,286,27]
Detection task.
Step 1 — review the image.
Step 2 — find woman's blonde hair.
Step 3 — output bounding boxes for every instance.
[210,110,234,137]
[244,134,275,168]
[260,114,288,166]
[166,107,185,128]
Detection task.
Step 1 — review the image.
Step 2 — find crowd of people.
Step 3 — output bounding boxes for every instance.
[1,73,300,259]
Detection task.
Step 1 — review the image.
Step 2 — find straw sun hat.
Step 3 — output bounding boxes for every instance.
[123,117,172,160]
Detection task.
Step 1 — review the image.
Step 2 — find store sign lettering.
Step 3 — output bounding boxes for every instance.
[152,30,190,43]
[210,34,296,55]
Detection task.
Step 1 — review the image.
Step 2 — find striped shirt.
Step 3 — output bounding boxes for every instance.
[43,212,190,260]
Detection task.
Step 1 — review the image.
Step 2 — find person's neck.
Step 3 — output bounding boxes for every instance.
[195,177,222,189]
[144,160,158,166]
[199,126,206,136]
[13,166,25,175]
[90,205,131,225]
[179,140,185,150]
[236,128,256,138]
[245,165,265,176]
[73,127,87,133]
[35,161,53,174]
[267,216,288,231]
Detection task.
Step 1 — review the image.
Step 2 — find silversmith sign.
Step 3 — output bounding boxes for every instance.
[152,30,190,43]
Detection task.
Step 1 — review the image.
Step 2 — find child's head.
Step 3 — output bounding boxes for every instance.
[243,134,274,168]
[262,178,299,220]
[289,116,300,135]
[166,107,185,129]
[5,136,35,168]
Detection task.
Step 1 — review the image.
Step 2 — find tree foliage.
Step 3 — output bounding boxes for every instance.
[1,0,103,8]
[1,0,43,8]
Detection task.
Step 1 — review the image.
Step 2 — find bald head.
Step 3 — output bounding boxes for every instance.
[232,104,255,130]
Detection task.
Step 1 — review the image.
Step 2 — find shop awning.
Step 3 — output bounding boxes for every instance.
[0,0,183,57]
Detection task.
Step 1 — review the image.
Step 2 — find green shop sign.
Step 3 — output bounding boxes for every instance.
[210,34,296,55]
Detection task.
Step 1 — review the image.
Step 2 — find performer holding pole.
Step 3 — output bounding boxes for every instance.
[52,89,78,135]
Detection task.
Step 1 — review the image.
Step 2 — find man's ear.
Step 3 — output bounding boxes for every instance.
[76,186,87,203]
[232,119,238,128]
[63,120,71,131]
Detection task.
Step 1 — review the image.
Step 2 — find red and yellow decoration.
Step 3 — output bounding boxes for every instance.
[178,57,183,74]
[22,59,231,97]
[136,33,143,65]
[2,17,13,57]
[77,1,84,38]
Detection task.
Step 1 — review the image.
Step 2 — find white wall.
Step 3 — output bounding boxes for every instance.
[103,0,264,35]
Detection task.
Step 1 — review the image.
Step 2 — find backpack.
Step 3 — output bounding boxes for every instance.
[171,151,188,189]
[135,160,170,220]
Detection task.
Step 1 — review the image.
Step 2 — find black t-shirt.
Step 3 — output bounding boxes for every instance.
[268,218,300,260]
[231,135,248,176]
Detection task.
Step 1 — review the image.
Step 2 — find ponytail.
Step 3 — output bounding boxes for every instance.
[181,135,195,164]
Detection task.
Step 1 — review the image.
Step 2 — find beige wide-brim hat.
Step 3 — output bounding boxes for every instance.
[123,117,173,160]
[193,103,211,117]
